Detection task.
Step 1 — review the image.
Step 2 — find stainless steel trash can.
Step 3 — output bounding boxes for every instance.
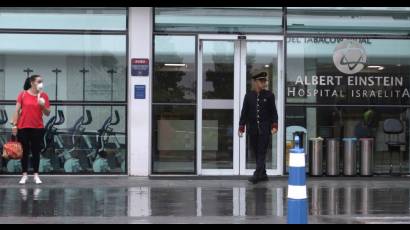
[360,138,374,176]
[343,138,358,176]
[309,137,324,176]
[326,138,340,176]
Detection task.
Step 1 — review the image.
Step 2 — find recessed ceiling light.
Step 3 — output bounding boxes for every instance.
[367,65,383,69]
[164,64,187,67]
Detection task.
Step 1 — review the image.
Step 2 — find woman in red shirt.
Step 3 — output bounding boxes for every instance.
[11,75,51,185]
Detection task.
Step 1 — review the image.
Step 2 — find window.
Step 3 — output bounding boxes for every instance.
[286,37,410,174]
[0,34,126,102]
[287,7,410,34]
[285,106,410,174]
[152,105,196,174]
[155,7,283,33]
[286,37,410,106]
[0,8,127,175]
[153,36,196,103]
[0,7,127,31]
[152,35,197,174]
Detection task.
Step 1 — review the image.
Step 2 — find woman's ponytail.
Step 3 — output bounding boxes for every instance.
[23,77,31,90]
[23,75,40,91]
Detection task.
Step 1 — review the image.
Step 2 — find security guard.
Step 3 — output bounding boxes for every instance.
[239,72,278,184]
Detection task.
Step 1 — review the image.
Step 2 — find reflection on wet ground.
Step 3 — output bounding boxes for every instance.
[1,177,410,224]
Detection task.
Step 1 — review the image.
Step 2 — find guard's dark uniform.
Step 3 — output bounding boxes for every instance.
[239,73,278,179]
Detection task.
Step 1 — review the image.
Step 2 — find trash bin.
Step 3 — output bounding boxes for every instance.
[360,138,374,176]
[326,138,340,176]
[309,137,324,176]
[343,138,358,176]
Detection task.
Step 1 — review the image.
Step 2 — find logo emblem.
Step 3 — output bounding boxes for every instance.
[333,40,367,75]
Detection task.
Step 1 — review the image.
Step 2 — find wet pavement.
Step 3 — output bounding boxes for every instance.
[0,176,410,224]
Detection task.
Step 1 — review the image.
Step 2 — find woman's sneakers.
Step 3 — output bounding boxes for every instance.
[18,175,42,185]
[34,175,42,185]
[19,175,28,185]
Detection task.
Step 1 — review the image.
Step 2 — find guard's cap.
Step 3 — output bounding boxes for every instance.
[252,72,268,81]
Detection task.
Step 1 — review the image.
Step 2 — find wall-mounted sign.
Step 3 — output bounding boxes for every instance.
[287,39,410,105]
[333,40,367,75]
[131,58,149,76]
[134,85,146,99]
[287,37,372,45]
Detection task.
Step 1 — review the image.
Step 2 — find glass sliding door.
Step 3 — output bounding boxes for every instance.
[240,39,281,175]
[198,35,284,176]
[198,37,239,175]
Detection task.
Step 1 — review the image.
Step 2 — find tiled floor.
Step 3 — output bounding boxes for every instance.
[0,176,410,224]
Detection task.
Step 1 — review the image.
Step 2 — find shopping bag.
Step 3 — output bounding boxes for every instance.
[2,136,23,160]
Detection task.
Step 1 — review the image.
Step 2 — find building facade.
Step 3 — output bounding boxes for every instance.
[0,7,410,176]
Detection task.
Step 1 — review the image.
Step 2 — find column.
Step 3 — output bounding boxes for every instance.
[128,7,153,176]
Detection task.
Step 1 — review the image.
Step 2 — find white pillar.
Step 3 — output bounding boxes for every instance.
[128,7,153,176]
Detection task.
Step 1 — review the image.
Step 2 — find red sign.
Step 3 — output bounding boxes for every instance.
[132,58,149,65]
[131,58,149,76]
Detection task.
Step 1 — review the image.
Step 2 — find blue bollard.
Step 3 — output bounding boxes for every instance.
[287,136,308,224]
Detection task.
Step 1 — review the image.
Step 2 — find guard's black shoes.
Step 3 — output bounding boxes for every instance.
[259,175,269,182]
[248,175,259,184]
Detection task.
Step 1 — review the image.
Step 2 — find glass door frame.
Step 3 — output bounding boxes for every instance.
[240,35,284,176]
[197,34,285,176]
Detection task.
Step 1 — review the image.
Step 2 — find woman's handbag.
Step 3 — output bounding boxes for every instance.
[2,135,23,160]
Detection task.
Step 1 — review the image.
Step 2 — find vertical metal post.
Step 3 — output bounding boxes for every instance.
[80,68,89,116]
[107,69,117,116]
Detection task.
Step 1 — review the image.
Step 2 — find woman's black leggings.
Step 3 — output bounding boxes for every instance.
[17,128,44,174]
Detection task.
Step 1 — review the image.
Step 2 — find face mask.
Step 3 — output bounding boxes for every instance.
[36,82,44,91]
